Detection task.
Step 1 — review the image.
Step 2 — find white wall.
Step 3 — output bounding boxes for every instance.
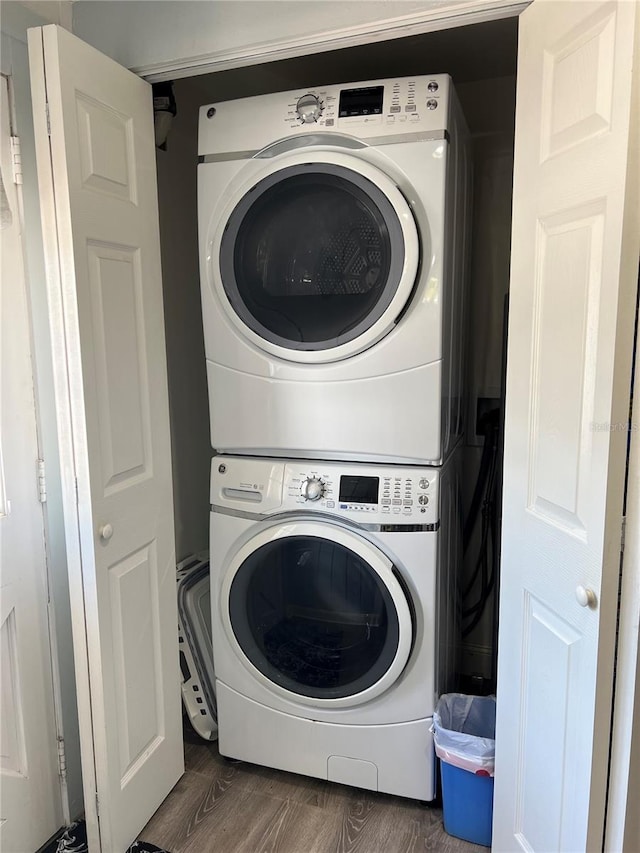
[1,0,83,821]
[14,0,73,28]
[71,0,520,77]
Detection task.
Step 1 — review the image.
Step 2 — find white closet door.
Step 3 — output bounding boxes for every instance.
[494,1,639,851]
[0,75,63,853]
[28,25,183,853]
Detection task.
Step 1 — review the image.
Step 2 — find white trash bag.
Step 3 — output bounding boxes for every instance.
[432,693,496,777]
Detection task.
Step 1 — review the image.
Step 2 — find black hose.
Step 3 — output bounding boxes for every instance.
[463,428,493,552]
[462,447,497,600]
[462,488,497,633]
[461,412,500,638]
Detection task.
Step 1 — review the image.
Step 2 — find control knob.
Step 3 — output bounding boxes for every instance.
[296,93,323,124]
[302,477,324,501]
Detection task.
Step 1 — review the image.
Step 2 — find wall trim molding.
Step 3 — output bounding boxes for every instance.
[136,0,529,82]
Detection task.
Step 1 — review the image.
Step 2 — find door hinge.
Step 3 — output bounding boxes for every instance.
[37,458,47,503]
[10,136,22,185]
[56,735,67,781]
[621,515,627,552]
[45,102,51,136]
[95,792,100,817]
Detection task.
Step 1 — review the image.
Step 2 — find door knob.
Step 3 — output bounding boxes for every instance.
[99,523,114,541]
[575,585,597,608]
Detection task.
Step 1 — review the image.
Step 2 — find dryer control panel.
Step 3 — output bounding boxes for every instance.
[199,74,452,157]
[211,456,440,527]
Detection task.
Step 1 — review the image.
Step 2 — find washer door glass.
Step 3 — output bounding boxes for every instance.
[219,164,408,352]
[228,534,403,699]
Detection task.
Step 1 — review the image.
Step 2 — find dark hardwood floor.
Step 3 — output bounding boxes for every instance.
[140,726,486,853]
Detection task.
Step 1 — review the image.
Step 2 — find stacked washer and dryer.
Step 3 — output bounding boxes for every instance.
[197,75,471,801]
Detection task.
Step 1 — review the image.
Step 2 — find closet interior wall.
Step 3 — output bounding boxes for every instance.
[156,17,517,678]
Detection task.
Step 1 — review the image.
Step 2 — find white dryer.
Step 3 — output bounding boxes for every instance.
[209,453,461,800]
[198,75,471,465]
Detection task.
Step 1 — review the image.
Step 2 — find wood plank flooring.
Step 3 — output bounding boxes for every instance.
[140,727,486,853]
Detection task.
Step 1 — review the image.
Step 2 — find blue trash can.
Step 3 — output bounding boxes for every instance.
[433,694,496,848]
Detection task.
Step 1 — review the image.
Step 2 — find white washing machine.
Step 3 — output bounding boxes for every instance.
[198,75,471,465]
[209,453,461,800]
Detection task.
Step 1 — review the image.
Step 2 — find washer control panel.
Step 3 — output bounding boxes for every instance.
[284,461,438,524]
[210,456,440,527]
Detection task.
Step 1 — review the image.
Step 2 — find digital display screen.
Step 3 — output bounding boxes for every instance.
[339,475,379,504]
[339,86,384,118]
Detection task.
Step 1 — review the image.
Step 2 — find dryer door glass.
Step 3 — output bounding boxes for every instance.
[228,534,403,699]
[219,164,408,352]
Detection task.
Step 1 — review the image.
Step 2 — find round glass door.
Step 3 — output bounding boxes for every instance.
[219,163,409,353]
[225,523,413,703]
